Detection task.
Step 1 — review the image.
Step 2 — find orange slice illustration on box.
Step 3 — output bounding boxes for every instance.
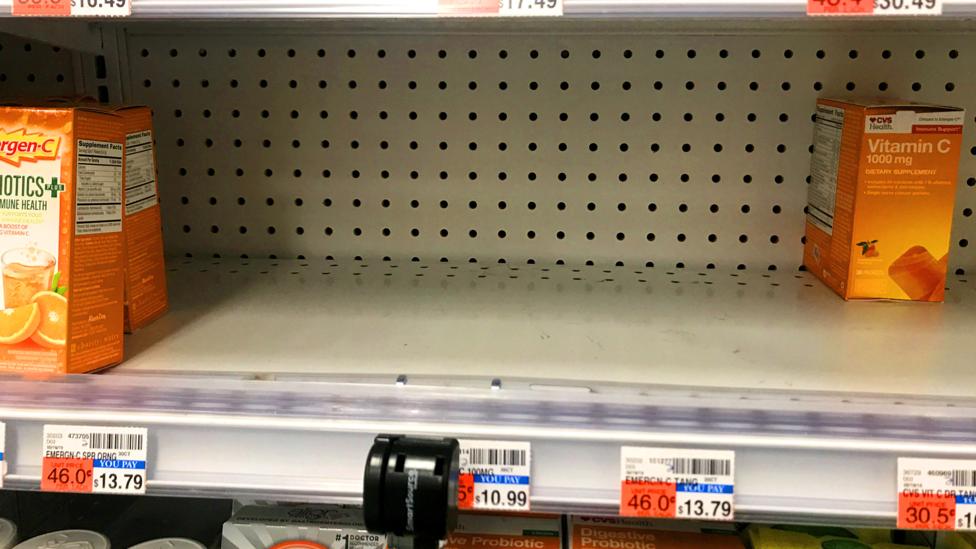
[0,302,40,344]
[30,290,67,348]
[888,246,943,301]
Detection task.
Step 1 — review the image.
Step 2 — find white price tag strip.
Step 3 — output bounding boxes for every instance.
[457,439,531,511]
[11,0,130,17]
[0,421,5,488]
[898,458,976,530]
[41,425,147,494]
[620,447,735,521]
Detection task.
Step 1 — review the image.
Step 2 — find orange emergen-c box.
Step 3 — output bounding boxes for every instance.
[445,513,561,549]
[117,106,167,332]
[0,106,124,373]
[569,516,744,549]
[804,98,965,301]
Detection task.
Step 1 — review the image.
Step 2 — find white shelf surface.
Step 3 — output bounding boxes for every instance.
[125,258,975,397]
[1,257,975,526]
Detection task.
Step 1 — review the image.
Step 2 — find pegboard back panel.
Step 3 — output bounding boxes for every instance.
[123,22,976,271]
[0,34,78,99]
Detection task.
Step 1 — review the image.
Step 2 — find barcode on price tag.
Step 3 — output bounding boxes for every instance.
[807,0,941,15]
[620,447,735,521]
[12,0,130,17]
[41,425,147,495]
[458,439,531,511]
[0,422,5,489]
[898,458,976,530]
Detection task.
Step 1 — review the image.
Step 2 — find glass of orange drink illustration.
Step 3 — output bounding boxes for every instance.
[2,247,55,308]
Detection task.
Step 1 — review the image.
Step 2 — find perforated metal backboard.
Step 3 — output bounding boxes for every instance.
[11,21,976,272]
[0,34,78,98]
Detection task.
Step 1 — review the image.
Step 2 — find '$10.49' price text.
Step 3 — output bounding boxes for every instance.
[498,0,558,9]
[71,0,127,6]
[476,488,528,508]
[94,472,144,491]
[625,493,733,519]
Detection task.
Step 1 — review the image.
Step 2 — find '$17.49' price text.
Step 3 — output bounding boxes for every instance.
[476,488,528,508]
[94,472,144,491]
[498,0,558,9]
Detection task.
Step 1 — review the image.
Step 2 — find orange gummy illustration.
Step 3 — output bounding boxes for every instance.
[887,246,944,301]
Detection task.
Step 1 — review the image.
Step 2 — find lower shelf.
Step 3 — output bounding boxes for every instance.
[0,257,974,526]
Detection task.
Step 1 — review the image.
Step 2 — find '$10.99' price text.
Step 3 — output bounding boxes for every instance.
[476,488,528,508]
[94,472,143,491]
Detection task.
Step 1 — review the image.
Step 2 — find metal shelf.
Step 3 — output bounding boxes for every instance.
[3,0,976,18]
[1,257,975,526]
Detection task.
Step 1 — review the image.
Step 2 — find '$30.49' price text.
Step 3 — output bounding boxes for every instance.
[94,472,144,491]
[626,494,733,519]
[498,0,558,9]
[476,488,528,508]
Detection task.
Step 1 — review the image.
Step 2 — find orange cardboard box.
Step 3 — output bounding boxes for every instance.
[804,98,965,301]
[445,513,561,549]
[117,106,167,332]
[569,516,744,549]
[0,105,124,373]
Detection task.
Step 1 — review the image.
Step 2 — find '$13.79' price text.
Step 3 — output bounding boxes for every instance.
[94,472,144,491]
[476,488,528,508]
[499,0,558,9]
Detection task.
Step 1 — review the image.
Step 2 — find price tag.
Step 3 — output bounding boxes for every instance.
[807,0,940,15]
[70,0,131,17]
[620,447,735,521]
[898,458,976,530]
[439,0,561,16]
[457,439,531,511]
[0,422,5,489]
[12,0,130,16]
[41,425,147,494]
[499,0,563,16]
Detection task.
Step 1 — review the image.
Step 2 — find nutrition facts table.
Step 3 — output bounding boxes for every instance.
[76,139,123,236]
[125,131,158,216]
[808,105,844,236]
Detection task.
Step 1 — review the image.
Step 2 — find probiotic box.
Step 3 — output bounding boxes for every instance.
[0,105,124,373]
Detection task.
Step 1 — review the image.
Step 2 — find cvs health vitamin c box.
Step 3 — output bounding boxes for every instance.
[804,98,965,301]
[0,106,124,373]
[569,516,744,549]
[444,513,561,549]
[116,106,167,332]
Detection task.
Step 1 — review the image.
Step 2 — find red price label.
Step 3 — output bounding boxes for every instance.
[11,0,71,16]
[898,492,955,530]
[620,481,677,518]
[40,457,93,493]
[807,0,873,14]
[457,473,475,510]
[438,0,499,15]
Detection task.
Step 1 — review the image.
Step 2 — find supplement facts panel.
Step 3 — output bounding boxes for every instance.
[124,131,158,216]
[76,140,123,235]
